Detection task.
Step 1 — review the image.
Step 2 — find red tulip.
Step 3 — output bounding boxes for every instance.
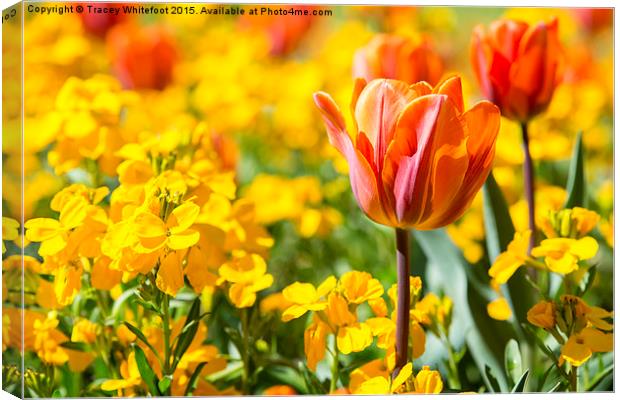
[353,34,444,86]
[470,19,562,122]
[79,3,130,37]
[107,24,177,90]
[314,77,500,229]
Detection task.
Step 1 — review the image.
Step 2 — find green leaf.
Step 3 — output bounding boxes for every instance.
[547,381,563,392]
[586,364,614,391]
[184,362,207,396]
[504,339,522,387]
[415,229,511,391]
[482,171,515,261]
[59,341,89,352]
[511,370,529,393]
[484,365,501,393]
[133,345,161,396]
[123,322,160,361]
[158,375,172,394]
[172,297,202,370]
[564,131,585,208]
[483,172,535,337]
[300,362,327,394]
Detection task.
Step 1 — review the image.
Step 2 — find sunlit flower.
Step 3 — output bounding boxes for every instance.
[353,34,444,85]
[410,366,443,394]
[527,300,556,329]
[487,297,512,321]
[471,18,563,121]
[488,230,532,285]
[314,76,500,228]
[100,352,142,395]
[133,202,200,253]
[560,327,613,367]
[353,362,412,394]
[107,23,177,90]
[2,217,19,253]
[218,252,273,308]
[281,276,336,321]
[531,237,598,275]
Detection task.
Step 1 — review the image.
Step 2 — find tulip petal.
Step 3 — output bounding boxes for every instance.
[314,91,393,226]
[433,76,464,113]
[432,101,499,226]
[354,79,418,172]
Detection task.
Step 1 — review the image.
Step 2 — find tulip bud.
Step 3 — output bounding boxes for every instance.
[470,18,563,122]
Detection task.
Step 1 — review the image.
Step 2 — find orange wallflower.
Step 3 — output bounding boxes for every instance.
[107,23,177,90]
[470,18,562,122]
[313,76,500,229]
[353,34,444,86]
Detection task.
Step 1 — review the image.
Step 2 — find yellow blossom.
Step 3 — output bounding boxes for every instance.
[527,301,556,329]
[304,314,329,371]
[71,319,98,344]
[133,202,200,253]
[560,327,613,367]
[411,366,443,394]
[487,297,512,321]
[339,271,384,304]
[24,197,87,256]
[281,276,336,321]
[488,231,532,285]
[532,237,598,275]
[100,352,142,395]
[2,217,20,253]
[353,362,412,394]
[218,252,273,308]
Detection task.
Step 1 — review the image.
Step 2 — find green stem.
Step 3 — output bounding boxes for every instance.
[570,366,578,392]
[330,344,340,393]
[441,328,461,390]
[162,294,172,395]
[240,309,251,394]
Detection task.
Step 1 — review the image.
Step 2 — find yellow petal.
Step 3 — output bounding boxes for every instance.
[487,297,512,321]
[561,335,592,367]
[392,362,413,391]
[25,218,62,242]
[168,229,200,250]
[282,282,317,305]
[167,202,200,234]
[156,252,185,296]
[134,212,166,238]
[571,236,599,260]
[336,323,373,354]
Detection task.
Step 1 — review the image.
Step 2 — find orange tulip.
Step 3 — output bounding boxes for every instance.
[314,77,500,229]
[107,23,177,90]
[353,34,444,86]
[470,19,562,122]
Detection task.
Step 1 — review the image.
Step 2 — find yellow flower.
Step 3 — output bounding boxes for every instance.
[488,231,531,284]
[326,292,373,354]
[71,319,98,344]
[24,197,87,256]
[218,252,273,308]
[259,292,293,314]
[487,297,512,321]
[100,352,142,395]
[133,202,200,253]
[349,359,389,393]
[531,237,598,275]
[560,327,613,367]
[353,362,412,394]
[33,312,69,365]
[304,314,329,371]
[339,271,384,304]
[411,366,443,394]
[2,217,20,253]
[540,207,600,239]
[281,276,336,321]
[527,301,556,329]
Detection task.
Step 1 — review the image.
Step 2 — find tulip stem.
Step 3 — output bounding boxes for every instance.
[393,228,411,379]
[520,122,536,253]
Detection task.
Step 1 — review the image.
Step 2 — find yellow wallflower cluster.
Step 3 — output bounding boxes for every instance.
[527,296,613,367]
[280,271,446,392]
